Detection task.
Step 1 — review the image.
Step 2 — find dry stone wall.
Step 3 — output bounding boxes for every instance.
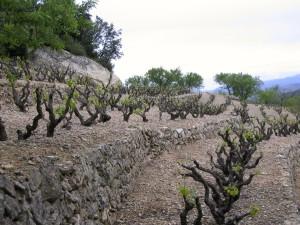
[266,140,300,225]
[285,141,300,225]
[0,120,230,225]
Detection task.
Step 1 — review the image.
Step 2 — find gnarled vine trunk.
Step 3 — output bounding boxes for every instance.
[0,117,8,141]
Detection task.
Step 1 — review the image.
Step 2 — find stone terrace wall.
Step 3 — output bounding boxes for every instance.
[281,141,300,225]
[0,119,230,225]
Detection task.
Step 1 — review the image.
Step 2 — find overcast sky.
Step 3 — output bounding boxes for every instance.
[92,0,300,89]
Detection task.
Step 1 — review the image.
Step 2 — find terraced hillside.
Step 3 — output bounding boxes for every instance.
[0,77,300,225]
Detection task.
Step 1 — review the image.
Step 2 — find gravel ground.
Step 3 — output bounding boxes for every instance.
[0,92,229,177]
[112,135,300,225]
[1,85,300,224]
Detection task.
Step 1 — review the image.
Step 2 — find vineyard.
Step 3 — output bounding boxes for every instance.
[0,59,300,225]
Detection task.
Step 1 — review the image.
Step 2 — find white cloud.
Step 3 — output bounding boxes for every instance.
[93,0,300,89]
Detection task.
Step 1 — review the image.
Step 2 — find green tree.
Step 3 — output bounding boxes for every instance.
[283,96,300,114]
[89,16,123,71]
[215,73,233,94]
[0,0,123,72]
[126,75,149,88]
[0,0,79,57]
[145,67,172,90]
[183,72,203,91]
[41,0,78,37]
[144,67,203,93]
[67,0,97,56]
[0,0,47,57]
[215,73,262,101]
[68,0,123,71]
[169,68,184,87]
[256,86,282,106]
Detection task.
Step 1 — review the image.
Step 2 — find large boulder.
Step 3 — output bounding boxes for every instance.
[30,48,120,84]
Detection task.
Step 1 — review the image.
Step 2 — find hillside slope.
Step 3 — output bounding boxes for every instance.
[262,74,300,91]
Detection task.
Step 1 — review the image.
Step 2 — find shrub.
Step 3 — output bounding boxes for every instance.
[63,35,87,56]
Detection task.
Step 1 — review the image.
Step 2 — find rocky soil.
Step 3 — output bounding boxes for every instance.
[113,135,300,225]
[0,92,229,177]
[1,88,300,224]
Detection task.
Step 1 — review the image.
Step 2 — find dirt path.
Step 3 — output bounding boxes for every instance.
[113,138,216,225]
[112,134,300,225]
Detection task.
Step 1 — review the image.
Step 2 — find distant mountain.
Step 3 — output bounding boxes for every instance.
[262,74,300,92]
[206,74,300,94]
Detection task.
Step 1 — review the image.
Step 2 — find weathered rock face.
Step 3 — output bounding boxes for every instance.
[30,48,120,84]
[0,120,231,225]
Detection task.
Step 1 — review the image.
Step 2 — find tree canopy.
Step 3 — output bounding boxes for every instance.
[255,86,300,114]
[0,0,122,71]
[126,75,150,88]
[215,73,262,100]
[283,95,300,114]
[184,72,203,91]
[256,86,282,106]
[126,67,203,94]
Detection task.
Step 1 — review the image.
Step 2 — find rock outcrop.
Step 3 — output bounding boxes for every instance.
[30,48,120,84]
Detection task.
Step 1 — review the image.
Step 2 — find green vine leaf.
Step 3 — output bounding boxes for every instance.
[224,185,239,197]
